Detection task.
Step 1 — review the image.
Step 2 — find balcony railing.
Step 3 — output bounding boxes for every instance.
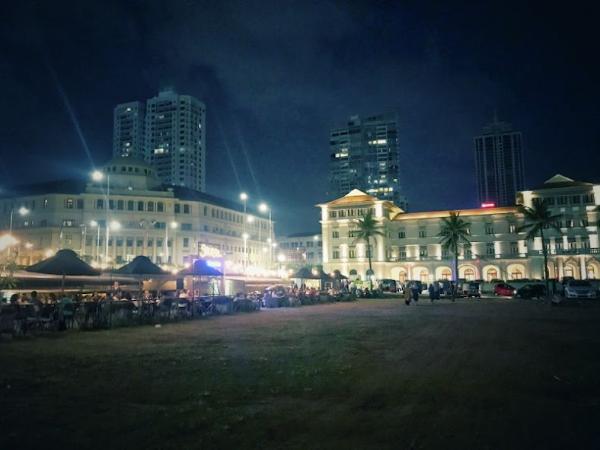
[384,248,600,262]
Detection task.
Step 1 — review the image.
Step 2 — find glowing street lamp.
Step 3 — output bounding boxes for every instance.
[90,220,101,264]
[5,206,29,261]
[165,221,178,264]
[109,220,121,231]
[258,203,273,268]
[91,169,111,263]
[242,232,249,273]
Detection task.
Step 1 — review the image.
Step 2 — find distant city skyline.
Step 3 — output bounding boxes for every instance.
[2,2,599,234]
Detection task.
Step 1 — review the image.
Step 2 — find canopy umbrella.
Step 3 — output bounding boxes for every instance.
[115,256,170,321]
[26,249,100,291]
[331,270,348,280]
[180,259,223,277]
[291,266,332,289]
[291,267,313,280]
[179,259,223,298]
[115,256,167,276]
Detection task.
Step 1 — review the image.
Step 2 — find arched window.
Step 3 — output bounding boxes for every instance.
[398,271,407,283]
[349,269,357,276]
[510,268,523,280]
[419,270,428,283]
[587,265,597,279]
[464,268,475,281]
[564,266,574,278]
[441,268,452,280]
[486,268,498,282]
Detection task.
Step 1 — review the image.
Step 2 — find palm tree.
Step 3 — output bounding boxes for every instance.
[518,199,562,296]
[438,212,471,301]
[353,212,385,288]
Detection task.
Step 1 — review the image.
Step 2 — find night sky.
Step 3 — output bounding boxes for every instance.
[2,1,599,234]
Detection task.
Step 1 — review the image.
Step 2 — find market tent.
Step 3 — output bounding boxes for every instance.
[26,249,100,290]
[179,259,223,297]
[331,270,348,280]
[291,266,332,289]
[115,256,167,275]
[180,259,223,277]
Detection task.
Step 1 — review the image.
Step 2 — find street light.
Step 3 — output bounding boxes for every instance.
[242,232,249,273]
[90,220,101,264]
[5,206,29,259]
[91,169,111,264]
[165,221,178,264]
[259,203,273,269]
[240,193,248,271]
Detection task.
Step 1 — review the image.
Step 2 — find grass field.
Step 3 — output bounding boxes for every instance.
[1,298,599,449]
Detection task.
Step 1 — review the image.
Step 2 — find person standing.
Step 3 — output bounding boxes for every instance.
[404,282,412,305]
[411,282,420,304]
[428,283,435,303]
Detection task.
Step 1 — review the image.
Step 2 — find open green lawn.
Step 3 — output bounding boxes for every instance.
[1,298,600,449]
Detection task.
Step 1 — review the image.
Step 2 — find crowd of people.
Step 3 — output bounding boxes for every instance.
[0,288,233,336]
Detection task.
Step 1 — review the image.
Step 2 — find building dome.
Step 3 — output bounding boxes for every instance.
[88,155,163,192]
[102,155,155,177]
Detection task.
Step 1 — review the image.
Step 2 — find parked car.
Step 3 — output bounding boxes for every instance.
[494,283,516,297]
[379,279,398,293]
[564,280,597,299]
[515,284,546,299]
[466,282,481,298]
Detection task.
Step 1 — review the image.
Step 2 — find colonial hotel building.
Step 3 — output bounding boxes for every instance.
[319,175,600,283]
[0,156,271,270]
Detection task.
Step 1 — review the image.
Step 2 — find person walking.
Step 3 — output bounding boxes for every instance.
[411,282,420,304]
[428,283,435,303]
[404,282,412,305]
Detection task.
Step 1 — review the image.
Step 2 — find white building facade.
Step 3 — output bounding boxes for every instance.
[319,175,600,283]
[0,156,271,271]
[278,232,323,268]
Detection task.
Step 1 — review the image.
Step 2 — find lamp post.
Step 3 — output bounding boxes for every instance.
[5,206,29,259]
[242,232,249,273]
[79,223,87,259]
[240,192,248,271]
[165,221,178,264]
[259,202,272,268]
[109,220,121,268]
[90,220,101,264]
[91,170,110,265]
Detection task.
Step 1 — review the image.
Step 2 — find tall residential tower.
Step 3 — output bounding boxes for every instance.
[474,116,525,206]
[113,101,145,159]
[328,113,407,210]
[145,89,206,192]
[113,89,206,192]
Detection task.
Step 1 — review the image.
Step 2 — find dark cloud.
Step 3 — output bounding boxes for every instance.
[1,0,599,233]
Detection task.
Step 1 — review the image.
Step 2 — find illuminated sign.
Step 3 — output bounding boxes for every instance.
[206,259,222,269]
[481,202,496,208]
[198,243,222,258]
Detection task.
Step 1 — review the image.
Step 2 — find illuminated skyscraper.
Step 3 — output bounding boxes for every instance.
[328,113,407,210]
[115,89,206,192]
[474,115,525,206]
[144,88,206,192]
[113,101,145,159]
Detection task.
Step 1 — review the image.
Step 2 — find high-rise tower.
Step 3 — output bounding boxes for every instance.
[474,115,525,206]
[113,101,145,159]
[144,89,206,191]
[328,113,407,209]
